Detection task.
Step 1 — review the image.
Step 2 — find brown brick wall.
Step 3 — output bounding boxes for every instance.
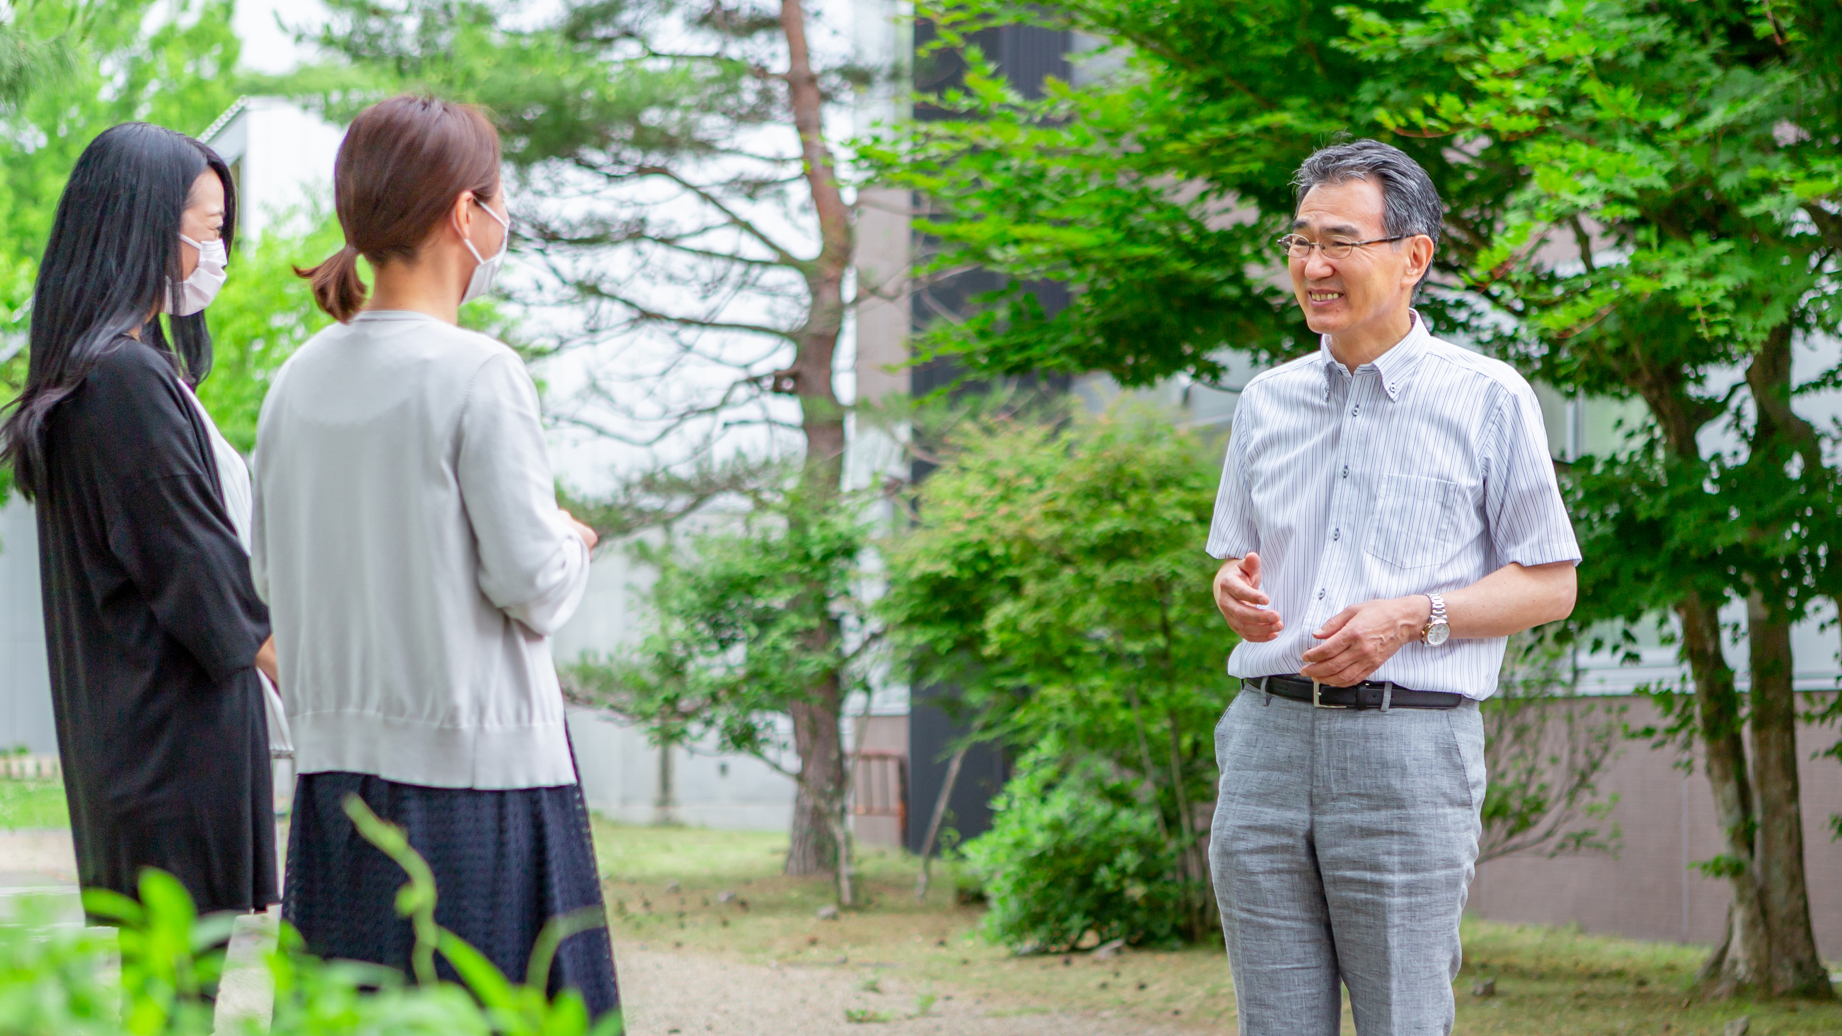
[1468,695,1842,960]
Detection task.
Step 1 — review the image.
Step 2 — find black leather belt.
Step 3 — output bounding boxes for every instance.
[1246,674,1464,711]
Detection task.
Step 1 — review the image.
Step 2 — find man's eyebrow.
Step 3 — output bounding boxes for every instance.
[1291,218,1367,237]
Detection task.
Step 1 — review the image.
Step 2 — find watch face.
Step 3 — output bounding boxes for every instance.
[1425,623,1451,647]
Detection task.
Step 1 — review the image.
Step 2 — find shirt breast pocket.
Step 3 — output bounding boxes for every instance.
[1365,473,1459,569]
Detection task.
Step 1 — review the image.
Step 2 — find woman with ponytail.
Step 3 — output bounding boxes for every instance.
[0,123,279,917]
[251,95,618,1020]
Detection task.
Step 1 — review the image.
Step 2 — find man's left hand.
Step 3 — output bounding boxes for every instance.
[1299,596,1432,687]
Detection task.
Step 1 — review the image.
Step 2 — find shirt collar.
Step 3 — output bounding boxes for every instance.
[1319,310,1430,402]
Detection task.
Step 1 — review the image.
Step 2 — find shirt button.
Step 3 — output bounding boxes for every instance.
[1317,589,1326,600]
[1332,528,1340,541]
[1351,404,1361,416]
[1341,465,1348,478]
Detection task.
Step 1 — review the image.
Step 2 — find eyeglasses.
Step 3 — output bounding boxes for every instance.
[1275,234,1409,260]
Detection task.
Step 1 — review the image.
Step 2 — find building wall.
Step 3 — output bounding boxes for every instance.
[1468,694,1842,958]
[0,498,53,754]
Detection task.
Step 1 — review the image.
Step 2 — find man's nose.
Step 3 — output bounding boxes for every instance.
[1304,251,1337,281]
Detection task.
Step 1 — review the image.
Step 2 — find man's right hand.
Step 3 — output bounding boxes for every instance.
[1213,553,1283,642]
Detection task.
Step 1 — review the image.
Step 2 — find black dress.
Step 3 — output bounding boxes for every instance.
[36,336,275,915]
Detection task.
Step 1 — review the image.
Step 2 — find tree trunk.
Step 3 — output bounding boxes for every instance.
[1746,594,1834,998]
[786,683,846,878]
[653,741,676,826]
[1738,330,1835,999]
[775,0,857,890]
[1677,594,1770,995]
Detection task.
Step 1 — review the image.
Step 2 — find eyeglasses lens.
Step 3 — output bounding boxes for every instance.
[1280,237,1356,260]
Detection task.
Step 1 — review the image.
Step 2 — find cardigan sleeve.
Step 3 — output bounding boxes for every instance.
[455,351,590,636]
[84,343,270,687]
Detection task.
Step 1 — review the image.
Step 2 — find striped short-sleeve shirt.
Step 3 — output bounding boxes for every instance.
[1206,312,1581,698]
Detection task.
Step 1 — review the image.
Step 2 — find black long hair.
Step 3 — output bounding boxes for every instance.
[1,122,236,498]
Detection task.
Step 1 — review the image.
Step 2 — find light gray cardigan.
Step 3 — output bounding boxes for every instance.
[251,311,589,789]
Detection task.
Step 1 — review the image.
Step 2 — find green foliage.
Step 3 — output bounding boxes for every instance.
[564,479,880,891]
[880,405,1230,945]
[0,20,75,111]
[0,778,69,829]
[569,482,876,759]
[873,2,1842,945]
[868,0,1842,623]
[0,813,622,1036]
[191,210,344,451]
[0,897,122,1035]
[964,744,1187,953]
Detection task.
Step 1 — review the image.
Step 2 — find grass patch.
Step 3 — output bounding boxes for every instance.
[591,816,1842,1034]
[0,780,68,830]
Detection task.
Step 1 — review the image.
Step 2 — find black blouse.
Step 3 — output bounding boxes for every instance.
[36,336,275,914]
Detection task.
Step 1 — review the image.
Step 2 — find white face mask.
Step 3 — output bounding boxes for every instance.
[460,200,510,305]
[165,234,227,316]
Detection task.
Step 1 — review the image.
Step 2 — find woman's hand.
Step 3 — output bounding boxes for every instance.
[256,636,279,686]
[563,510,599,551]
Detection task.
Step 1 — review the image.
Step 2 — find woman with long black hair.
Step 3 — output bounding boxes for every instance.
[1,123,278,917]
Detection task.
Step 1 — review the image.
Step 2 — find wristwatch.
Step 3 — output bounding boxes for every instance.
[1421,592,1450,646]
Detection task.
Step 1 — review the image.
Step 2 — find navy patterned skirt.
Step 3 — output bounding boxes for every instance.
[282,771,620,1022]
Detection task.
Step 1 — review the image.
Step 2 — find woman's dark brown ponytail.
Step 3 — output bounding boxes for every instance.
[296,244,367,323]
[293,95,501,323]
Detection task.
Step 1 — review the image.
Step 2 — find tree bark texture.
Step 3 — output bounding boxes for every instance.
[1747,597,1831,998]
[786,681,846,879]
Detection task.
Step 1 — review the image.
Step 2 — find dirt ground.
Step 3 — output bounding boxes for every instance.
[613,940,1203,1036]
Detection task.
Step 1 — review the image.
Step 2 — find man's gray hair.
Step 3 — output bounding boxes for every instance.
[1293,139,1444,247]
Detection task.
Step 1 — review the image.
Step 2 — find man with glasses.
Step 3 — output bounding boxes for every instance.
[1206,139,1580,1035]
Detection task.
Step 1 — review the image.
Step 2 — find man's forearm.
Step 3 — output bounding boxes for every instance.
[1441,560,1576,639]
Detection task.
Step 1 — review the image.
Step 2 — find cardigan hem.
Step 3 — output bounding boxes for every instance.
[291,712,578,790]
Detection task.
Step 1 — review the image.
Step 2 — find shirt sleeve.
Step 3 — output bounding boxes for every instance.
[456,351,591,636]
[1483,382,1582,569]
[88,347,270,687]
[1205,403,1258,560]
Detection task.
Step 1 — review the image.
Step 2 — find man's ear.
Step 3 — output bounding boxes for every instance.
[1403,234,1435,287]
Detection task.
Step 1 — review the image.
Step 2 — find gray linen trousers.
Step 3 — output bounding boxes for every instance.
[1209,686,1486,1036]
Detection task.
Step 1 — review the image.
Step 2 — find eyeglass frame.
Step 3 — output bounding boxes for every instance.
[1275,233,1411,261]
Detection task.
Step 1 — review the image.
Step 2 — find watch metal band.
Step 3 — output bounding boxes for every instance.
[1422,591,1448,643]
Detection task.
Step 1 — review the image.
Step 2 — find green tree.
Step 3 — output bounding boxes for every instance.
[0,13,74,111]
[563,481,884,904]
[306,0,888,875]
[865,0,1841,998]
[879,406,1229,943]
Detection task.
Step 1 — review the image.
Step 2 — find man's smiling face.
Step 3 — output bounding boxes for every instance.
[1289,177,1426,346]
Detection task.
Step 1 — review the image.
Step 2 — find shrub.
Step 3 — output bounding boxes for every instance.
[0,795,622,1035]
[883,405,1231,944]
[964,746,1192,953]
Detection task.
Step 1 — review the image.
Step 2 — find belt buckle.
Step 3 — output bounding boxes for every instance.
[1311,678,1349,709]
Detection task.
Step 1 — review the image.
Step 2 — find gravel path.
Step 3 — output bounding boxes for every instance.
[2,829,1209,1034]
[0,828,77,884]
[611,941,1206,1036]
